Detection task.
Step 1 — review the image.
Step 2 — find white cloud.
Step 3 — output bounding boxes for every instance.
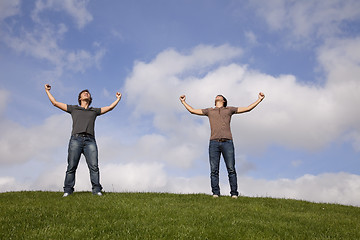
[124,43,360,153]
[0,0,20,21]
[319,37,360,87]
[101,162,168,192]
[239,172,360,206]
[125,44,243,116]
[3,25,66,70]
[11,161,169,193]
[96,134,206,169]
[3,25,106,75]
[32,0,93,29]
[317,37,360,150]
[250,0,360,42]
[1,0,104,77]
[66,48,106,73]
[0,177,31,192]
[0,113,70,165]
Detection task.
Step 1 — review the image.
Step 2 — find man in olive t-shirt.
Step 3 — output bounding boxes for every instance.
[180,93,265,198]
[45,84,122,197]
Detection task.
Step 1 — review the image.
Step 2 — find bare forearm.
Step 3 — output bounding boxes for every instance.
[237,97,264,113]
[101,97,121,114]
[179,95,204,115]
[44,84,67,111]
[247,98,262,111]
[181,101,203,115]
[45,90,56,105]
[109,98,120,110]
[182,101,193,112]
[45,90,64,108]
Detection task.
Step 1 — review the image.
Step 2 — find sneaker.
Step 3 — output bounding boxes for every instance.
[213,194,219,198]
[63,193,70,197]
[94,192,102,196]
[231,195,238,199]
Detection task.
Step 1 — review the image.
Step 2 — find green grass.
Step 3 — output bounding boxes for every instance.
[0,192,359,239]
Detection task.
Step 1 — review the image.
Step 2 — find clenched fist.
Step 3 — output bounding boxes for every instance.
[258,92,265,100]
[179,95,186,102]
[116,92,122,99]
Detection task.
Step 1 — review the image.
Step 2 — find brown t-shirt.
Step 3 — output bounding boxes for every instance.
[202,107,238,140]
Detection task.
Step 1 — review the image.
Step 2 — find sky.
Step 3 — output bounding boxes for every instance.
[0,0,360,206]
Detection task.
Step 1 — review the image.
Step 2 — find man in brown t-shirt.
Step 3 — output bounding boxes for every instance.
[180,93,265,198]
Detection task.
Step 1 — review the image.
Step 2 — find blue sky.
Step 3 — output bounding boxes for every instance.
[1,0,360,206]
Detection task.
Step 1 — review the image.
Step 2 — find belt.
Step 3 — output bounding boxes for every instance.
[212,138,230,142]
[73,133,94,138]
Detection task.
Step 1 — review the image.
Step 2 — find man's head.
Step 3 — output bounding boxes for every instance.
[78,89,92,106]
[215,95,227,107]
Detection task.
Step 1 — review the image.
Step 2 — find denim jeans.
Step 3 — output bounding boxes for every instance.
[209,139,238,196]
[64,135,102,194]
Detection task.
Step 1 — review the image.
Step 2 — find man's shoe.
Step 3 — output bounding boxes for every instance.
[213,194,219,198]
[94,192,102,196]
[231,195,238,199]
[63,193,70,197]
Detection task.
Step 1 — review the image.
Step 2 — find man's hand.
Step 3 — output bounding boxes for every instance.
[116,92,122,100]
[179,95,204,115]
[179,95,186,102]
[44,84,67,111]
[258,92,265,100]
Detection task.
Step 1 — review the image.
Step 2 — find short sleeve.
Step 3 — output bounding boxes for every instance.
[202,108,209,116]
[94,108,101,116]
[229,106,237,114]
[66,104,74,113]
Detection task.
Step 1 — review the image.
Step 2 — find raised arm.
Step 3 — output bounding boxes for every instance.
[100,92,122,114]
[44,84,67,112]
[236,92,265,114]
[179,95,204,116]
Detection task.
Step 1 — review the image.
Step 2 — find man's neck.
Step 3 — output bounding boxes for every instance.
[80,101,89,109]
[215,103,224,108]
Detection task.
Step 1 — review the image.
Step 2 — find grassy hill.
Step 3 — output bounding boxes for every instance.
[0,191,359,239]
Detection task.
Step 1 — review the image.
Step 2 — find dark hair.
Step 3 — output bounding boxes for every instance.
[217,95,227,107]
[78,89,92,106]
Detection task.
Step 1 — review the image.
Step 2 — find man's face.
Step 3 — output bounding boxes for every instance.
[80,91,91,101]
[215,95,225,106]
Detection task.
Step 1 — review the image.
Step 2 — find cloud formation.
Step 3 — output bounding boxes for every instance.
[1,41,359,206]
[0,113,70,165]
[317,37,360,151]
[250,0,360,44]
[1,0,104,79]
[32,0,93,29]
[124,43,360,152]
[239,172,360,206]
[3,25,105,75]
[0,0,20,21]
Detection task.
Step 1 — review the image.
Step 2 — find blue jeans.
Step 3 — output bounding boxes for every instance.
[64,135,102,194]
[209,139,238,196]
